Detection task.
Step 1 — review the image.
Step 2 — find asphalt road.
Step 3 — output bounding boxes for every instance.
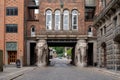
[14,58,119,80]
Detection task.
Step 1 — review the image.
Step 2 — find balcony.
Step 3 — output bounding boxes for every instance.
[28,0,39,9]
[36,30,87,39]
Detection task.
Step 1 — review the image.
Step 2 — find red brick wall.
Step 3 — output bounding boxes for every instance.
[0,0,5,63]
[0,0,24,64]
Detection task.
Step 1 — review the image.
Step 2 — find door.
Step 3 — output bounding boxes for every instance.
[8,51,17,64]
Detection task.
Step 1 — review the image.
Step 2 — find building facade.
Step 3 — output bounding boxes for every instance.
[93,0,120,70]
[0,0,24,65]
[25,0,97,66]
[0,0,106,67]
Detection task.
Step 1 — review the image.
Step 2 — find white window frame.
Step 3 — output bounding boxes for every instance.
[72,10,78,30]
[55,10,61,30]
[63,10,69,30]
[46,10,52,30]
[31,26,35,37]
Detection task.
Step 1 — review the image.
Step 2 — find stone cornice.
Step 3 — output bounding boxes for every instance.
[93,0,120,28]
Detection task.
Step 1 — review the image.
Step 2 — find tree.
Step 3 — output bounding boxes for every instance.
[66,48,72,56]
[53,47,65,55]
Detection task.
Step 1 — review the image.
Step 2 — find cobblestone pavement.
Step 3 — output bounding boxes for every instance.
[14,58,119,80]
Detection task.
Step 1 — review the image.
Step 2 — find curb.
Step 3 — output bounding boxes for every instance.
[0,67,36,80]
[95,68,120,79]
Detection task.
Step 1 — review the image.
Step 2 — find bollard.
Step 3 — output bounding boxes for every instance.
[16,59,21,68]
[0,50,3,71]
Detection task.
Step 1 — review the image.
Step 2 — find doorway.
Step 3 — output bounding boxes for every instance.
[8,51,17,64]
[87,43,93,66]
[30,43,36,65]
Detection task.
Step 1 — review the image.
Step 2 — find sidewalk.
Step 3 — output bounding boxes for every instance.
[0,66,36,80]
[95,67,120,79]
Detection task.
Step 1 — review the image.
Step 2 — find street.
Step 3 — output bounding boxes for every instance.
[14,58,119,80]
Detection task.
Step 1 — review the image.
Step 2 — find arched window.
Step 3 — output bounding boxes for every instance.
[88,26,93,37]
[55,10,61,30]
[72,10,78,30]
[63,10,69,30]
[46,10,52,30]
[31,26,35,37]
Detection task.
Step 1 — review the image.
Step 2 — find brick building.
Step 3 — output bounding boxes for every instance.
[93,0,120,70]
[0,0,106,66]
[0,0,24,65]
[25,0,97,66]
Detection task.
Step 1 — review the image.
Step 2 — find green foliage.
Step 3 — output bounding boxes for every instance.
[53,47,65,55]
[66,48,72,56]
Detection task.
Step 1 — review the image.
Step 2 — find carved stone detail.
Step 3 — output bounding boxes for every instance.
[75,40,87,67]
[36,40,48,67]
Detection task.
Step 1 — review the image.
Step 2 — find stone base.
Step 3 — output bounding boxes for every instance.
[76,62,87,67]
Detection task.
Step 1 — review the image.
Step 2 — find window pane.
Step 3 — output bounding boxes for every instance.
[6,7,18,16]
[63,10,69,30]
[72,10,78,30]
[6,24,18,33]
[55,10,61,30]
[46,10,52,30]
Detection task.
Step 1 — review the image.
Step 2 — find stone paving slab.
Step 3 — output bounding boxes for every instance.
[0,67,35,80]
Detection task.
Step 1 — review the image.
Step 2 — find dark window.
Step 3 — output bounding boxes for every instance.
[100,28,103,36]
[88,28,92,32]
[104,26,106,34]
[6,24,18,33]
[113,17,117,27]
[6,7,18,16]
[85,7,95,21]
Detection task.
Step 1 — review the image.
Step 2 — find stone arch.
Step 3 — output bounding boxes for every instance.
[101,42,107,68]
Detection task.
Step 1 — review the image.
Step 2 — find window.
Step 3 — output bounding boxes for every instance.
[113,17,117,27]
[85,7,95,21]
[104,26,106,35]
[85,0,95,6]
[72,10,78,30]
[55,10,61,30]
[31,26,36,37]
[6,24,18,33]
[46,10,52,30]
[6,7,18,16]
[100,28,103,36]
[63,10,69,30]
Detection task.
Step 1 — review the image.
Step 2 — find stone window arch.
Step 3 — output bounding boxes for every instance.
[31,25,36,37]
[72,10,78,30]
[63,10,69,30]
[55,10,61,30]
[46,9,52,30]
[88,25,93,37]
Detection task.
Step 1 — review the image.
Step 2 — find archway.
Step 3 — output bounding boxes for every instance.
[101,42,106,68]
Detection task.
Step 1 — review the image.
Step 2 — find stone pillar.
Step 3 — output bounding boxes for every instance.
[75,40,87,67]
[113,42,120,70]
[36,40,48,67]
